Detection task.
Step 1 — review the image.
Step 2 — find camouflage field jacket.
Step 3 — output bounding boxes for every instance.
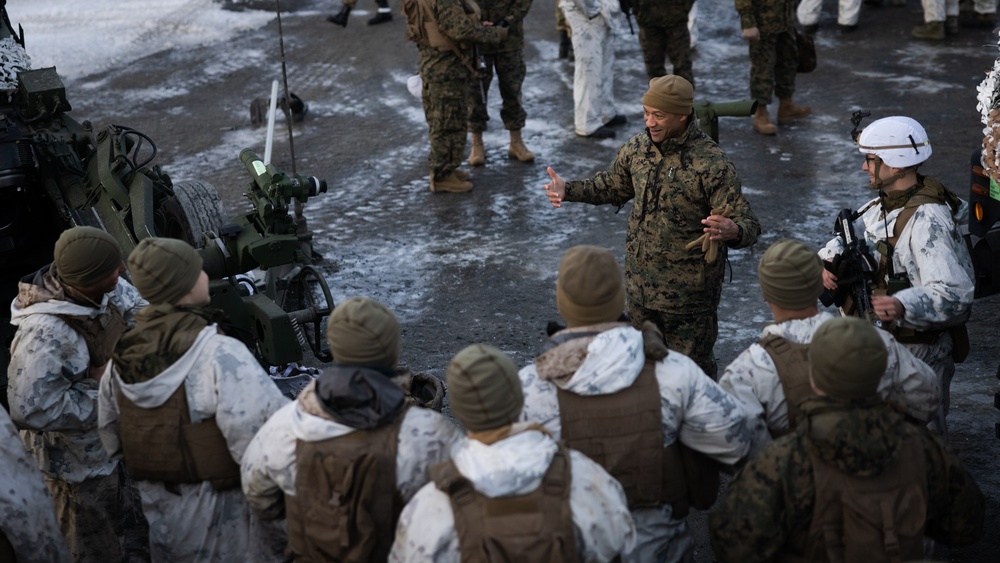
[734,0,796,34]
[565,121,760,315]
[476,0,533,53]
[417,0,507,82]
[709,397,985,562]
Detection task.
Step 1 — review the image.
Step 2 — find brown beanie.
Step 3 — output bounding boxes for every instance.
[326,297,400,367]
[556,245,625,328]
[810,317,887,401]
[757,239,825,309]
[53,227,123,289]
[127,238,203,305]
[446,344,523,432]
[641,75,694,116]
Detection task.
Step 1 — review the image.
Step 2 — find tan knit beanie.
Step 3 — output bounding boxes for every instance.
[127,237,203,305]
[53,226,123,289]
[757,239,825,309]
[326,296,400,367]
[810,317,887,401]
[446,344,523,432]
[642,75,694,116]
[556,245,625,328]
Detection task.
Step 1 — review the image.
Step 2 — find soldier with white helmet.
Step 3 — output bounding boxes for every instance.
[818,115,974,438]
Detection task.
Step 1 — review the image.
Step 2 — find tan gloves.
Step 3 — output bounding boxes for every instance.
[685,204,733,263]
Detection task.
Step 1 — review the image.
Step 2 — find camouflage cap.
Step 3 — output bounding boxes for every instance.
[327,296,400,368]
[53,226,123,289]
[757,239,825,309]
[556,245,625,328]
[127,237,203,305]
[810,317,887,400]
[446,343,523,432]
[642,75,694,116]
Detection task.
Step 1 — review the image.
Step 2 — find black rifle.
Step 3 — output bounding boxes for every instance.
[820,208,882,327]
[620,0,635,34]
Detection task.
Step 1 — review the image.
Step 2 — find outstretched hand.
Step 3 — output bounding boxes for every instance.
[544,166,566,208]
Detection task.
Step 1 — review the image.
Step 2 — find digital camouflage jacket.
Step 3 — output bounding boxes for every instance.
[564,120,760,315]
[708,397,985,562]
[476,0,532,53]
[417,0,507,82]
[634,0,695,28]
[734,0,796,34]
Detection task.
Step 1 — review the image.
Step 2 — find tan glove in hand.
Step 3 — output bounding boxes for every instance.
[684,204,733,263]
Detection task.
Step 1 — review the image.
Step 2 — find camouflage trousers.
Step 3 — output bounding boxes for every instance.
[422,76,468,180]
[627,300,719,378]
[638,24,694,86]
[467,49,528,133]
[46,464,150,563]
[748,30,799,106]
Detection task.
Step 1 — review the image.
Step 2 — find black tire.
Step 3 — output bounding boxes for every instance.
[158,180,227,248]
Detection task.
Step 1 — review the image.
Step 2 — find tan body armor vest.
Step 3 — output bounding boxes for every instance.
[285,411,406,563]
[115,384,240,490]
[58,305,126,369]
[758,334,815,437]
[556,361,718,517]
[430,444,577,563]
[780,429,928,563]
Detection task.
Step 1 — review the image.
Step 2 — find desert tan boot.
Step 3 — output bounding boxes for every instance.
[430,172,472,193]
[777,98,811,124]
[753,105,777,135]
[507,129,535,162]
[453,169,470,181]
[468,132,485,167]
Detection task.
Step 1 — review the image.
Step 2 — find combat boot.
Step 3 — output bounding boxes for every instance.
[507,130,535,162]
[468,132,486,166]
[430,172,472,193]
[327,5,351,27]
[753,105,777,136]
[777,98,811,124]
[453,169,470,181]
[911,21,945,40]
[368,10,392,25]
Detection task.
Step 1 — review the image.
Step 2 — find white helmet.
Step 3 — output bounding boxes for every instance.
[856,116,932,168]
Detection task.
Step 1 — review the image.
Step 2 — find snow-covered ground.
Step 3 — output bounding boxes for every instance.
[5,0,273,80]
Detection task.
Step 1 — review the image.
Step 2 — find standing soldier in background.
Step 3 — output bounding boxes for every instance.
[710,316,984,562]
[719,239,940,454]
[404,0,509,193]
[519,245,754,562]
[736,0,810,135]
[390,343,637,562]
[559,0,624,138]
[242,297,461,561]
[467,0,535,167]
[819,115,974,438]
[543,76,761,377]
[97,238,289,562]
[6,226,149,562]
[328,0,395,26]
[634,0,696,87]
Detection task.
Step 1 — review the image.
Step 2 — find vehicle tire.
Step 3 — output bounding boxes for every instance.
[158,180,227,248]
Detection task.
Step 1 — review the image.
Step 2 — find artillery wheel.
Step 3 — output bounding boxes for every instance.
[158,180,227,248]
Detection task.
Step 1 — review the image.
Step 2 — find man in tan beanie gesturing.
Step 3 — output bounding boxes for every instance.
[242,296,461,561]
[7,225,150,562]
[97,236,288,562]
[517,245,753,563]
[544,74,761,377]
[710,316,984,562]
[719,238,940,454]
[390,343,636,562]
